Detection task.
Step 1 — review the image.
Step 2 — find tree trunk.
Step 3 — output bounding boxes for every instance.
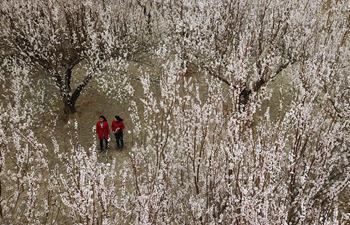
[54,66,93,115]
[63,97,77,114]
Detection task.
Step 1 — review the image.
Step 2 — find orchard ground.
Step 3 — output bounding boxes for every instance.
[17,62,295,198]
[1,61,349,223]
[35,62,292,166]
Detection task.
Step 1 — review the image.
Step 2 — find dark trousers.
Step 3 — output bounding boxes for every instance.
[99,138,108,151]
[115,131,124,149]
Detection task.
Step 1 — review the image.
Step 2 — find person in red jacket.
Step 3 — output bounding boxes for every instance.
[111,115,125,149]
[96,115,110,151]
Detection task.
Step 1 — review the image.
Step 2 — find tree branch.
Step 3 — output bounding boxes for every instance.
[70,71,94,104]
[202,65,231,86]
[239,59,296,106]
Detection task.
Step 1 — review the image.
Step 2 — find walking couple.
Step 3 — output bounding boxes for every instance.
[96,115,125,152]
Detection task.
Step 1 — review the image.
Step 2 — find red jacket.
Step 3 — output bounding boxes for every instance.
[96,121,110,140]
[111,120,125,133]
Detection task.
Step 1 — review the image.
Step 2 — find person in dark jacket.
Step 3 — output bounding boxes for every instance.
[111,115,125,149]
[96,115,110,151]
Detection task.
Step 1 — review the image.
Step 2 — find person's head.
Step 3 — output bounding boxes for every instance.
[115,115,123,121]
[99,115,106,122]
